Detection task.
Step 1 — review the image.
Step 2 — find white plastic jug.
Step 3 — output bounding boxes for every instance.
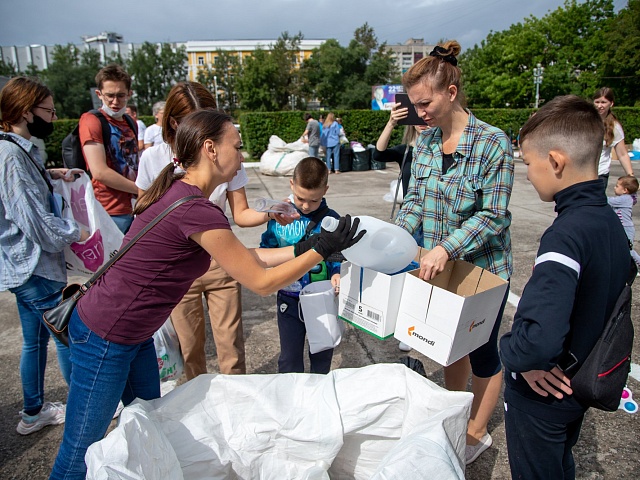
[322,216,418,274]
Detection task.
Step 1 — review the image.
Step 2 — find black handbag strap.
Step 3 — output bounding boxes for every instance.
[78,195,201,293]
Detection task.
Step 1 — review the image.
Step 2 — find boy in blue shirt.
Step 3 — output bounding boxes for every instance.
[499,96,631,479]
[260,157,342,373]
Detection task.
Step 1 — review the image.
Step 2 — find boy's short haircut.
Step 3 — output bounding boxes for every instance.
[618,175,639,194]
[292,156,329,190]
[95,64,132,91]
[304,113,312,121]
[127,104,138,114]
[519,95,604,170]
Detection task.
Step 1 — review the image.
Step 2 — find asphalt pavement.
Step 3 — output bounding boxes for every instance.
[0,159,638,479]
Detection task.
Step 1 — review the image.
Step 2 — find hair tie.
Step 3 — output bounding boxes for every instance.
[172,157,180,167]
[429,46,458,66]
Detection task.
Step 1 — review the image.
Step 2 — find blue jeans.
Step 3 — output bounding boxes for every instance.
[325,144,340,172]
[50,308,160,480]
[9,275,71,414]
[504,399,583,479]
[111,214,133,234]
[276,293,333,374]
[308,145,319,159]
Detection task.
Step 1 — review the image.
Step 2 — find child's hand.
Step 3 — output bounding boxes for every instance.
[521,367,573,400]
[331,273,340,295]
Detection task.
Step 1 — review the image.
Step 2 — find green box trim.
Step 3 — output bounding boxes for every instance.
[339,315,395,340]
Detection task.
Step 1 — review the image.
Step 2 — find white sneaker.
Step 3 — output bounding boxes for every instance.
[16,401,65,435]
[466,433,492,465]
[399,341,412,352]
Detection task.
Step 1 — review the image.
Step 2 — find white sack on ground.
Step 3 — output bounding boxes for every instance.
[260,135,309,176]
[86,363,472,480]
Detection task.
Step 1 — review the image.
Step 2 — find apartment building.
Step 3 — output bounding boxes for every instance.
[185,39,325,81]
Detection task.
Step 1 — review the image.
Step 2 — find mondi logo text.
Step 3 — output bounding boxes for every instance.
[469,319,486,332]
[407,326,435,346]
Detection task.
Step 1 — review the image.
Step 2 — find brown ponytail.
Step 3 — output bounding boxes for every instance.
[133,109,232,215]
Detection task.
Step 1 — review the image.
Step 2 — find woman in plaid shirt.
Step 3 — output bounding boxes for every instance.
[395,40,514,465]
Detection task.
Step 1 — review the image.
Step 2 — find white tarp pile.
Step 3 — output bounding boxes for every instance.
[86,364,472,480]
[259,135,309,176]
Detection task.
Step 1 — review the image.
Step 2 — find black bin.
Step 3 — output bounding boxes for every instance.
[352,150,370,171]
[339,145,353,172]
[369,144,386,170]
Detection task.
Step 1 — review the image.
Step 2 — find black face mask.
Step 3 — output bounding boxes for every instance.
[27,113,54,139]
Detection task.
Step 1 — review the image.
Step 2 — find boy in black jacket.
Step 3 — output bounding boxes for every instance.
[499,96,630,479]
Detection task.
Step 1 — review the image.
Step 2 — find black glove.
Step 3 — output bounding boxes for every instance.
[294,234,320,257]
[313,215,366,260]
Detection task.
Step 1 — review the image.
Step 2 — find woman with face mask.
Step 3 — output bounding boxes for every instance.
[0,77,89,436]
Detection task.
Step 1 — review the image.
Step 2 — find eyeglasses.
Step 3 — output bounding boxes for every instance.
[100,91,129,101]
[34,105,56,116]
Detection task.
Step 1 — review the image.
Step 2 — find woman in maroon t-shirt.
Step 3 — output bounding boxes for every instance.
[50,109,364,480]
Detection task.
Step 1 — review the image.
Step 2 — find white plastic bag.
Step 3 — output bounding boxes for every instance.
[383,179,403,204]
[260,135,309,176]
[86,364,471,480]
[51,174,123,276]
[632,138,640,152]
[299,280,344,354]
[153,318,184,382]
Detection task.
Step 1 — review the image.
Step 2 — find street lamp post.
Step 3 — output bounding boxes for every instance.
[213,75,219,109]
[533,63,544,109]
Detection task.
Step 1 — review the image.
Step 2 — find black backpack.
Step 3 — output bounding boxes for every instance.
[564,261,636,411]
[61,110,137,176]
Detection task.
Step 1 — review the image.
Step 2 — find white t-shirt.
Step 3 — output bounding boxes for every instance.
[598,121,624,175]
[144,124,163,146]
[136,119,147,141]
[135,142,249,208]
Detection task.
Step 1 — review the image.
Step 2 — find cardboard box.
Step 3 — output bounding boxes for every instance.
[338,262,406,339]
[394,260,508,366]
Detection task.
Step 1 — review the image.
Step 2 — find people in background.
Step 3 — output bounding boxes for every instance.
[79,64,139,234]
[320,112,341,174]
[143,100,165,149]
[126,104,146,152]
[302,113,320,158]
[593,87,633,189]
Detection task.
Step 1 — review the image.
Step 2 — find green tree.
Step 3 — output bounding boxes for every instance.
[301,23,397,109]
[600,0,640,105]
[0,59,18,76]
[196,49,242,113]
[41,44,102,118]
[236,48,279,111]
[460,0,615,108]
[127,42,188,114]
[236,32,304,112]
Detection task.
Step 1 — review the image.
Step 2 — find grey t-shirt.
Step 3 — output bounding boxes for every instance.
[306,120,320,147]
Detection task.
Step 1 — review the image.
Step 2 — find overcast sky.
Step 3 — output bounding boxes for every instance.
[0,0,629,50]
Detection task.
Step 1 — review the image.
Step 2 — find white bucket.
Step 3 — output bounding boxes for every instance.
[299,280,344,354]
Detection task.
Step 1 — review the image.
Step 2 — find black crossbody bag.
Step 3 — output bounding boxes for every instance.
[42,195,200,346]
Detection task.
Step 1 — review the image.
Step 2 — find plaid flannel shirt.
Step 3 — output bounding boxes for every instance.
[395,111,514,279]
